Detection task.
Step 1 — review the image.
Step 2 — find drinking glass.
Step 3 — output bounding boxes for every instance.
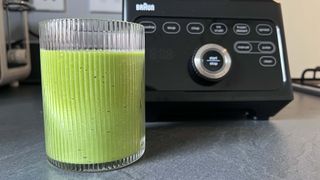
[39,19,145,172]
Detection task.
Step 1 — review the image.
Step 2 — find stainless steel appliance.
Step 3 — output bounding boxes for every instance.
[0,0,32,86]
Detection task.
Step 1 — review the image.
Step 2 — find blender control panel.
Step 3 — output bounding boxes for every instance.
[136,17,285,91]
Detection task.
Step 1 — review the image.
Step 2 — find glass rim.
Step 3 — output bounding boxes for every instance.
[39,18,145,51]
[39,18,144,30]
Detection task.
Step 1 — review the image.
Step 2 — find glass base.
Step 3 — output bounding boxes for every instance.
[47,147,145,172]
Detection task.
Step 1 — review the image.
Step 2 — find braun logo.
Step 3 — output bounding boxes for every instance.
[136,2,155,11]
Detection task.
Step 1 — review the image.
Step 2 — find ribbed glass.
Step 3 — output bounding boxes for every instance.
[39,19,145,172]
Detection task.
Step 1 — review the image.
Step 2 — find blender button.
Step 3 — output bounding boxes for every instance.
[234,23,250,35]
[187,22,204,34]
[139,21,157,34]
[256,24,273,36]
[163,22,181,34]
[210,23,228,35]
[234,41,253,54]
[260,56,277,67]
[258,42,276,54]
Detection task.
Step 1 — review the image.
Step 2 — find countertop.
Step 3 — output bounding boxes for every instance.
[1,85,320,180]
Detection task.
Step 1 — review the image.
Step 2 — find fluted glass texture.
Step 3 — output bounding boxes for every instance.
[39,19,145,172]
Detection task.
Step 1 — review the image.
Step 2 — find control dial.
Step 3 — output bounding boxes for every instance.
[192,44,232,81]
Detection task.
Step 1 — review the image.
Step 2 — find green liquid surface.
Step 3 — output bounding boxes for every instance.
[40,50,145,164]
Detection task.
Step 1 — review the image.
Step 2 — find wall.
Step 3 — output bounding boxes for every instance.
[277,0,320,78]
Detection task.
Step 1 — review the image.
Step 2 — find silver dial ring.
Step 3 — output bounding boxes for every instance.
[193,44,232,80]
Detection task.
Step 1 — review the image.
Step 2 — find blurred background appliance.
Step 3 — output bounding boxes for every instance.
[0,0,32,87]
[292,67,320,96]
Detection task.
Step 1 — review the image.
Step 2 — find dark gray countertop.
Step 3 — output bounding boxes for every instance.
[1,85,320,180]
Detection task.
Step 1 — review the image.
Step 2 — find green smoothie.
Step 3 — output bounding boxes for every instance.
[40,49,145,164]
